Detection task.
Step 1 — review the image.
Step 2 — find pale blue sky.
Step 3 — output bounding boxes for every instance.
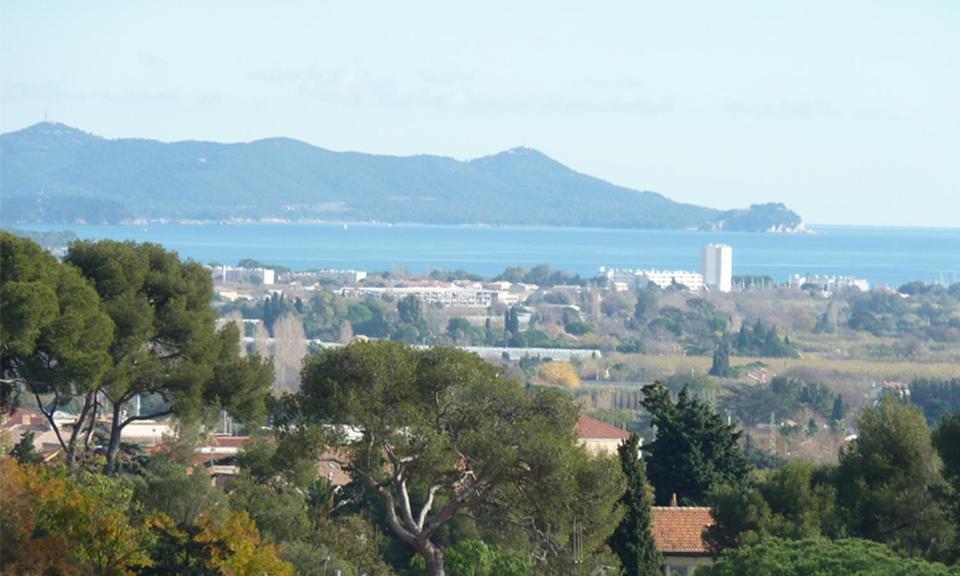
[2,1,958,227]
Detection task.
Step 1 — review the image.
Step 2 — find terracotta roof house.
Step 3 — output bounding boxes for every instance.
[1,408,63,456]
[576,415,633,456]
[651,505,715,575]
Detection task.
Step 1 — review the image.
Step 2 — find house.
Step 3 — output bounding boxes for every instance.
[651,505,715,576]
[1,407,63,460]
[575,415,633,456]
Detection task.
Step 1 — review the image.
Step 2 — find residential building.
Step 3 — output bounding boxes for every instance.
[210,265,275,286]
[576,415,633,456]
[702,244,733,293]
[788,274,870,292]
[600,268,704,291]
[651,505,716,575]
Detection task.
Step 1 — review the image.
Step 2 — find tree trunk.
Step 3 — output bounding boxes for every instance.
[421,543,445,576]
[103,402,123,475]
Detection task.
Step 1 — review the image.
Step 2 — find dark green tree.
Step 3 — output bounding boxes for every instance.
[709,341,733,377]
[609,434,661,576]
[9,430,42,464]
[835,398,954,559]
[65,240,274,474]
[0,232,114,468]
[641,382,750,505]
[505,307,520,339]
[698,538,960,576]
[296,342,623,576]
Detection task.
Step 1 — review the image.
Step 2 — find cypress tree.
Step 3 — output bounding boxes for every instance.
[610,434,662,576]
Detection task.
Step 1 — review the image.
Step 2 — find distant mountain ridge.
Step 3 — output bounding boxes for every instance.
[0,122,803,232]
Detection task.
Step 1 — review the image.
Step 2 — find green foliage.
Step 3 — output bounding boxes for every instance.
[496,264,585,287]
[698,538,960,576]
[9,431,42,464]
[64,239,274,474]
[0,231,114,461]
[733,320,799,358]
[296,342,624,573]
[642,382,750,505]
[609,434,661,576]
[835,398,954,559]
[709,341,734,377]
[564,320,594,336]
[912,379,960,424]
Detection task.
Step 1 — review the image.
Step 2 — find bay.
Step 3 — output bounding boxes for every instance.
[17,223,960,288]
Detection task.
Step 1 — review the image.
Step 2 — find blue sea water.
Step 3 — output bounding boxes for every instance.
[17,223,960,288]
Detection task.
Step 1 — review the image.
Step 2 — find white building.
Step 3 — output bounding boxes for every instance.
[211,265,275,286]
[702,244,733,293]
[600,268,704,291]
[789,274,870,292]
[341,284,496,307]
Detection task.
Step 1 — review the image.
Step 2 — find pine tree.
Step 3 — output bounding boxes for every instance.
[610,434,661,576]
[642,382,751,505]
[709,341,732,377]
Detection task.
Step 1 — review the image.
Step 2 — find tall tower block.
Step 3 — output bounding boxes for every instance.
[702,244,733,292]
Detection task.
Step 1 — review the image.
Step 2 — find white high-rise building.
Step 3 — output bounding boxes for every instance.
[702,244,733,292]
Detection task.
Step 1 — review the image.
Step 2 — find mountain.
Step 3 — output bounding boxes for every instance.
[0,122,803,231]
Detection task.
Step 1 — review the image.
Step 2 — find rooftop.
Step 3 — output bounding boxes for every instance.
[576,415,631,441]
[651,506,713,554]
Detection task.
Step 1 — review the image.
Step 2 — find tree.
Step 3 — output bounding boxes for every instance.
[698,538,960,576]
[505,307,520,340]
[706,461,837,551]
[447,317,474,345]
[296,342,623,575]
[0,232,114,469]
[641,382,750,505]
[835,398,954,559]
[537,362,581,389]
[271,314,307,394]
[933,412,960,493]
[709,341,733,377]
[9,430,42,464]
[609,434,661,576]
[195,511,294,576]
[65,240,273,474]
[0,459,151,575]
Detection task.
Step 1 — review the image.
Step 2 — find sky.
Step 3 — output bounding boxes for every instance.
[2,1,958,227]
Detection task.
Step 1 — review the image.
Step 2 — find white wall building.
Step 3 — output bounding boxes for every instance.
[600,268,704,291]
[789,274,870,292]
[702,244,733,293]
[210,265,275,286]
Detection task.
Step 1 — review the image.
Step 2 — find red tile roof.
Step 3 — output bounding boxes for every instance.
[651,507,713,554]
[576,415,631,440]
[1,408,46,429]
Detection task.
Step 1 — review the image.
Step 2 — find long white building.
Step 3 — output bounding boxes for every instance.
[702,244,733,292]
[601,268,704,291]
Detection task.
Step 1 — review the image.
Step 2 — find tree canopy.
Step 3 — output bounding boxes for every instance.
[295,341,623,575]
[641,382,750,505]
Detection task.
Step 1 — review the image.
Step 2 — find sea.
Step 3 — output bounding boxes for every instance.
[17,223,960,288]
